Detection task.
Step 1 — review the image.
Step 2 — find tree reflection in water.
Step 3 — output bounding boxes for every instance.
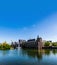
[21,48,43,60]
[52,49,57,55]
[21,48,57,60]
[44,49,50,55]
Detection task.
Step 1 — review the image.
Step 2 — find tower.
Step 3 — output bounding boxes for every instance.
[37,36,43,49]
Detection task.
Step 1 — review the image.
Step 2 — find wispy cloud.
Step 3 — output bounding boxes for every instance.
[0,13,57,42]
[17,13,57,41]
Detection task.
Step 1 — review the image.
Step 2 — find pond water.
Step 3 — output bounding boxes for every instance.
[0,48,57,65]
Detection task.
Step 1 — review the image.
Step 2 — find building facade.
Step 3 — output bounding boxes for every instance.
[21,36,43,49]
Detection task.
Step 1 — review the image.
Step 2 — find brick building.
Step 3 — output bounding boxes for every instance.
[21,36,43,49]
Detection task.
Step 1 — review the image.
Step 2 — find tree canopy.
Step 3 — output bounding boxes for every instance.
[44,41,50,46]
[0,41,11,50]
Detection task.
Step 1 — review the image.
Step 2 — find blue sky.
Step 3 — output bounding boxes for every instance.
[0,0,57,43]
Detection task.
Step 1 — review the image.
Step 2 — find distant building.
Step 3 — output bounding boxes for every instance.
[19,39,26,47]
[27,39,35,42]
[19,40,26,44]
[37,36,43,49]
[21,36,43,49]
[24,39,36,48]
[11,41,18,49]
[11,36,43,49]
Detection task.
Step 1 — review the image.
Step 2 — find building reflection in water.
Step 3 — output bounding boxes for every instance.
[0,48,57,59]
[21,48,57,60]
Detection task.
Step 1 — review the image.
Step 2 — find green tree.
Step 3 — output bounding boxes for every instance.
[44,41,50,46]
[2,42,11,50]
[52,42,57,46]
[0,41,11,50]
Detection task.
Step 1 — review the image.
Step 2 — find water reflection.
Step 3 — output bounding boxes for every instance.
[44,49,50,55]
[52,49,57,55]
[2,50,10,56]
[21,48,57,60]
[21,49,43,60]
[0,49,57,65]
